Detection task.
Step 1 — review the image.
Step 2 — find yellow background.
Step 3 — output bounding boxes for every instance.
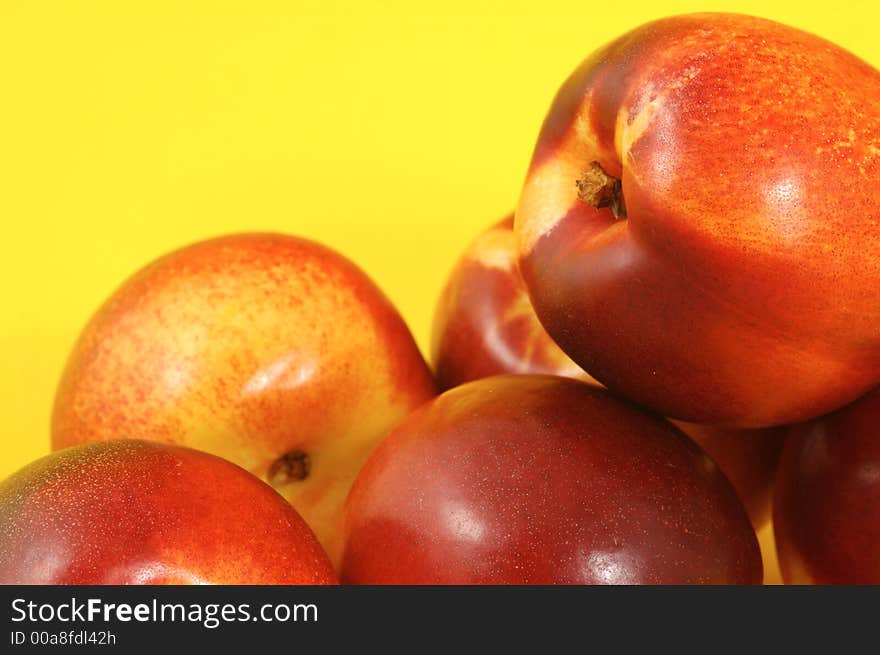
[0,0,876,557]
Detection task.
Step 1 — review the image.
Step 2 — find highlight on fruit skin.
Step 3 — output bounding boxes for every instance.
[342,375,762,585]
[431,215,784,531]
[51,232,436,568]
[774,387,880,584]
[516,12,880,429]
[0,439,338,585]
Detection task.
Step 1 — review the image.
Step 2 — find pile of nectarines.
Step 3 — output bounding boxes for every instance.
[2,12,879,585]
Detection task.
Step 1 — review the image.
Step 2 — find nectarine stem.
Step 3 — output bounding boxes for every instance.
[268,450,310,486]
[577,162,626,218]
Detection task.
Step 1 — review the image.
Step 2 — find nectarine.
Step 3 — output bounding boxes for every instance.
[342,376,762,584]
[0,440,336,584]
[52,233,436,567]
[516,13,880,427]
[774,388,880,584]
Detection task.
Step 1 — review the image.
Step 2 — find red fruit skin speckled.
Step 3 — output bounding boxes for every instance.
[516,13,880,428]
[0,440,337,584]
[341,375,762,585]
[432,216,784,529]
[51,233,436,568]
[774,388,880,584]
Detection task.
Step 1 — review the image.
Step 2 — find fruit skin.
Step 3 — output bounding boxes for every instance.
[774,388,880,584]
[51,233,436,567]
[0,440,337,584]
[342,375,762,584]
[432,216,783,528]
[516,13,880,428]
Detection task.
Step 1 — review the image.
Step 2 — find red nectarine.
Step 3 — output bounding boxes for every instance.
[0,440,337,584]
[342,376,762,584]
[774,388,880,584]
[516,13,880,428]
